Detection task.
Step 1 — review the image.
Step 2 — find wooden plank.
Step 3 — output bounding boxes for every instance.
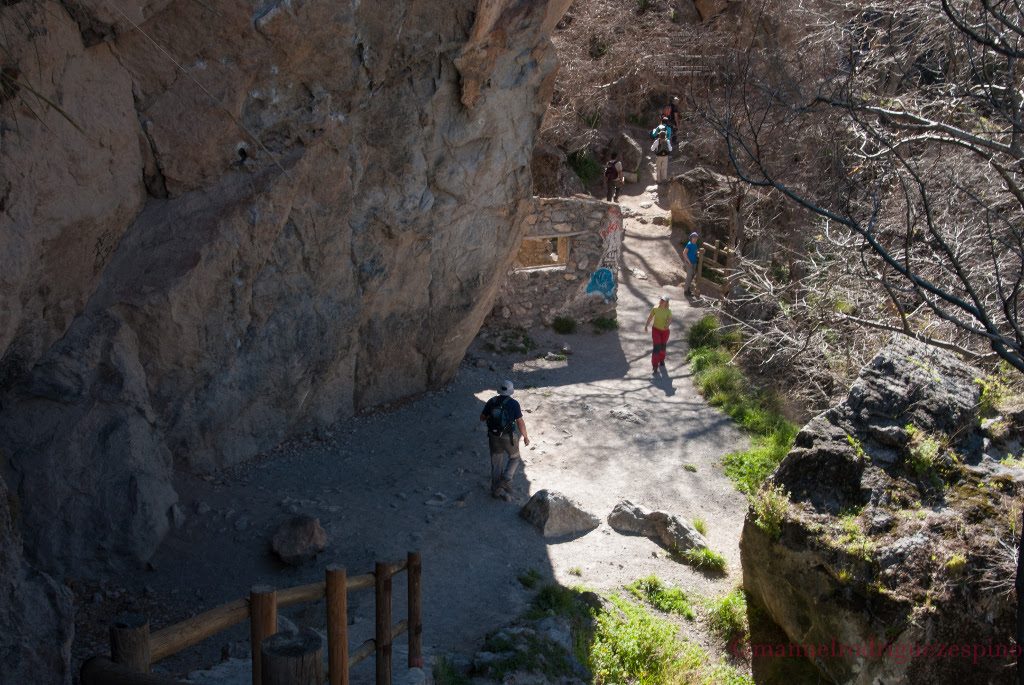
[375,562,393,685]
[326,566,349,685]
[149,573,374,664]
[391,619,408,638]
[350,639,375,667]
[407,551,423,669]
[110,614,150,673]
[150,599,249,662]
[250,586,277,685]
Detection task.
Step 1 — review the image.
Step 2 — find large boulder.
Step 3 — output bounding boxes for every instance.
[271,516,328,566]
[608,500,708,553]
[741,338,1020,685]
[0,0,571,575]
[520,490,600,539]
[614,132,644,175]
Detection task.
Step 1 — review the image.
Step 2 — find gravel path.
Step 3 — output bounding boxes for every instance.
[76,169,751,682]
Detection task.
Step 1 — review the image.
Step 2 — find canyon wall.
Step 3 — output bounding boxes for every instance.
[0,0,570,582]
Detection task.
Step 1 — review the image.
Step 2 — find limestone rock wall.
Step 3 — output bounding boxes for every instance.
[490,197,622,329]
[741,339,1020,684]
[0,0,570,582]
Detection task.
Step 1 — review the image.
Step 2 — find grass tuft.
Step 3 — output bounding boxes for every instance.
[679,547,728,573]
[704,589,748,643]
[752,483,789,540]
[625,575,695,619]
[693,517,707,535]
[687,315,797,496]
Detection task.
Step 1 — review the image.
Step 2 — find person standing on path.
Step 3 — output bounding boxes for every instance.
[644,295,672,377]
[650,130,672,184]
[683,232,700,296]
[604,152,623,202]
[479,380,530,501]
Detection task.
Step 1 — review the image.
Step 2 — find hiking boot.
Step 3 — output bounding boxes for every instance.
[659,362,667,371]
[652,368,660,378]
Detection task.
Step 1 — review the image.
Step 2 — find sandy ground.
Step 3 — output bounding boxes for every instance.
[73,156,751,682]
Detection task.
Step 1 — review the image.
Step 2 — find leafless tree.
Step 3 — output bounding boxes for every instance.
[700,0,1024,377]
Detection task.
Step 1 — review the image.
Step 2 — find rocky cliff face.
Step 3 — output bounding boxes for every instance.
[0,0,570,580]
[741,339,1021,684]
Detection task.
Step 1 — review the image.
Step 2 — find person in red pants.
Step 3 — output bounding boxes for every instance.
[644,294,672,377]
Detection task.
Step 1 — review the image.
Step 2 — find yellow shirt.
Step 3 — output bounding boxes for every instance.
[650,306,671,330]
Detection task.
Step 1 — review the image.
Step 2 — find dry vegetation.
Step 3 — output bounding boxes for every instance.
[548,1,1024,412]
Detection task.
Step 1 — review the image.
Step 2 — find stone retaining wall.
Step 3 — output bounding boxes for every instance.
[490,197,622,328]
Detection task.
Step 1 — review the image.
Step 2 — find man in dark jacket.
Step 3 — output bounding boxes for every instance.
[479,380,531,501]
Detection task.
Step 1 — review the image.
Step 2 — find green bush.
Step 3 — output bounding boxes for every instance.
[518,568,543,589]
[688,315,722,349]
[752,483,789,540]
[568,149,602,184]
[433,656,471,685]
[626,576,695,619]
[680,547,727,573]
[705,589,748,643]
[693,517,707,535]
[552,316,578,334]
[589,596,681,685]
[591,316,620,333]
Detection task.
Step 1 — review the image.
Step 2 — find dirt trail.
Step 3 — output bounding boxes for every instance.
[78,159,750,681]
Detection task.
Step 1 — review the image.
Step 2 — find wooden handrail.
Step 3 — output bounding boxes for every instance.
[88,553,422,685]
[150,599,249,662]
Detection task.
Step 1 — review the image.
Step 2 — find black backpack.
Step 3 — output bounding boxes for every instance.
[486,397,513,436]
[604,160,618,180]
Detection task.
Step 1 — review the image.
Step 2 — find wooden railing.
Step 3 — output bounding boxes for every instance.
[694,240,735,298]
[81,552,422,685]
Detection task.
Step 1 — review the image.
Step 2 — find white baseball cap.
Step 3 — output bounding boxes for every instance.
[498,380,514,396]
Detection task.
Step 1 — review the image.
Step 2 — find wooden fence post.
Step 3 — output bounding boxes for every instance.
[327,565,349,685]
[407,552,422,669]
[110,614,151,672]
[250,585,277,685]
[261,629,322,685]
[375,562,393,685]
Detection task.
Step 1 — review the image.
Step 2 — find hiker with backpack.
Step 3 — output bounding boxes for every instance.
[662,97,681,149]
[650,130,672,184]
[650,116,673,142]
[604,152,623,202]
[479,380,531,501]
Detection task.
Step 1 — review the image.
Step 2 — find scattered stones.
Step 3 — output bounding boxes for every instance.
[270,515,328,566]
[519,490,600,539]
[607,500,708,553]
[629,267,649,280]
[609,405,648,425]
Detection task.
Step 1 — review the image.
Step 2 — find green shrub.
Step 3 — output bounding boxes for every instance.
[625,576,695,619]
[752,483,789,540]
[518,568,543,589]
[680,547,727,573]
[705,589,748,643]
[688,315,722,349]
[591,316,619,333]
[568,149,601,183]
[688,346,731,374]
[693,517,707,535]
[552,316,578,334]
[723,428,795,496]
[589,596,681,685]
[527,583,586,619]
[433,656,471,685]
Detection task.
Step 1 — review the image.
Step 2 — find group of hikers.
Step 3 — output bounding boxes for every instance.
[481,97,698,502]
[603,96,684,200]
